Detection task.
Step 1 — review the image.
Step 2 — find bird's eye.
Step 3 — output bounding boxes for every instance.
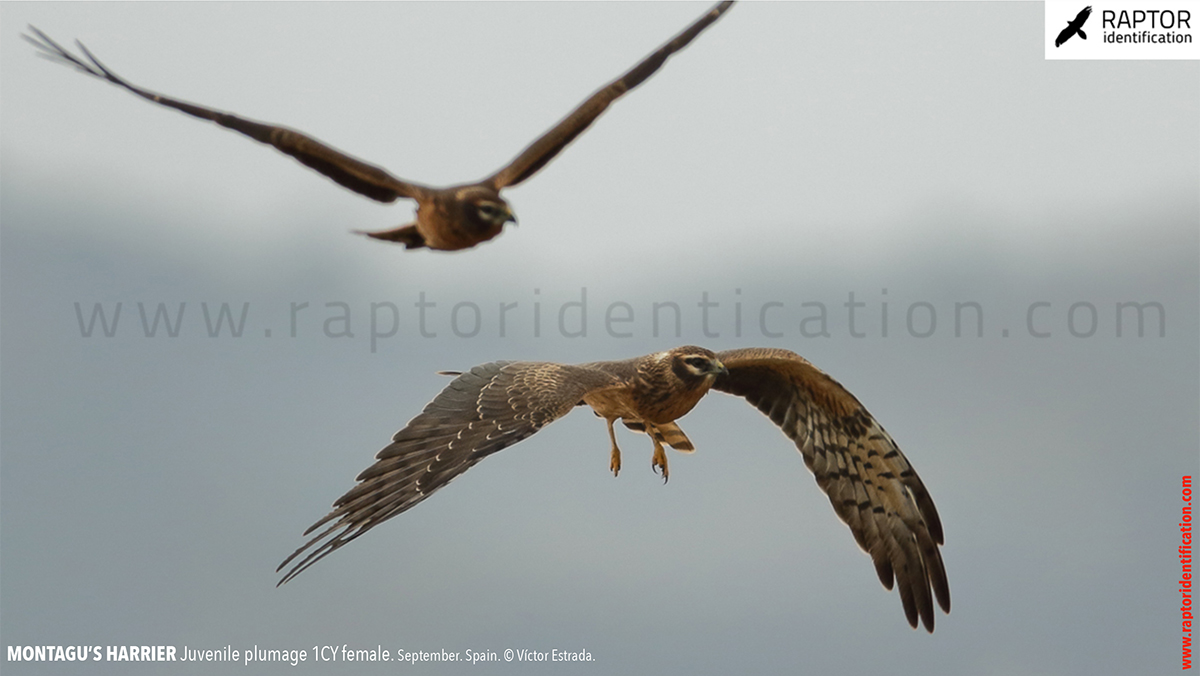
[478,204,497,216]
[685,357,708,368]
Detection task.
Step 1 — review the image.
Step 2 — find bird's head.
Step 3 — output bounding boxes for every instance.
[668,346,728,385]
[458,186,517,234]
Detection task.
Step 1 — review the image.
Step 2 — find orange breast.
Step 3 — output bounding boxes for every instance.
[582,389,640,421]
[635,383,709,424]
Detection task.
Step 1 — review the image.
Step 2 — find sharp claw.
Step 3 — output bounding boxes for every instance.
[651,441,670,483]
[606,418,622,477]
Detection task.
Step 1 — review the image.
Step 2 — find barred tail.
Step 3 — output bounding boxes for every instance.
[622,420,695,452]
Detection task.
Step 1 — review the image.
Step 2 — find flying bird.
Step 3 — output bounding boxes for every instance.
[1055,5,1092,47]
[277,346,951,632]
[23,1,733,251]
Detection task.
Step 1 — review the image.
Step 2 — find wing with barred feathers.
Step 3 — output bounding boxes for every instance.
[277,360,618,584]
[712,347,950,632]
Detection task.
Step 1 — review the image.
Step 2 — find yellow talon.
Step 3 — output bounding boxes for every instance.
[651,435,670,483]
[606,418,622,477]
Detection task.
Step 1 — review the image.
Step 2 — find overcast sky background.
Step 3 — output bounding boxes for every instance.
[2,2,1197,674]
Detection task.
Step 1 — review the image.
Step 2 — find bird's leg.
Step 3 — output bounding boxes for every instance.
[649,426,670,483]
[606,418,622,477]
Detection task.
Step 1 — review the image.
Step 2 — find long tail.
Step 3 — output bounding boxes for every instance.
[622,420,695,452]
[356,224,426,249]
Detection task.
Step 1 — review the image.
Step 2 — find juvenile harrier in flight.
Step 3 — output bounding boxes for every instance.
[24,1,733,251]
[277,346,951,632]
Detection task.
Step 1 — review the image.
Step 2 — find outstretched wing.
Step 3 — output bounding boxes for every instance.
[23,26,426,203]
[1074,5,1093,28]
[277,360,619,584]
[712,347,950,632]
[485,1,734,190]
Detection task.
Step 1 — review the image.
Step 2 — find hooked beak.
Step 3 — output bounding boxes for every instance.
[712,359,729,377]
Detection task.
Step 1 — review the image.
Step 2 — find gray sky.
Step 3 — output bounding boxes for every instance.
[2,2,1197,674]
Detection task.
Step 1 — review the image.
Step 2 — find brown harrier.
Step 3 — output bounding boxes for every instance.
[277,346,950,632]
[23,2,732,252]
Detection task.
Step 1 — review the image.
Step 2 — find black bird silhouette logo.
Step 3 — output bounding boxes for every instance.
[1055,6,1093,47]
